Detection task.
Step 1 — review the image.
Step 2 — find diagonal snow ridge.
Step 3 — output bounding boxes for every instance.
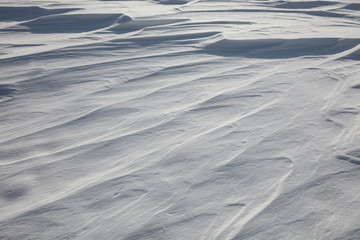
[1,0,360,239]
[19,13,124,33]
[204,37,360,58]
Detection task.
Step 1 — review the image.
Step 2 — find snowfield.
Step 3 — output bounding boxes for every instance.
[1,0,360,239]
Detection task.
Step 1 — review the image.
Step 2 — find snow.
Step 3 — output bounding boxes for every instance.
[1,0,360,239]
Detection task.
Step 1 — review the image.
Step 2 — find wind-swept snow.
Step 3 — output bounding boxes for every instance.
[1,0,360,239]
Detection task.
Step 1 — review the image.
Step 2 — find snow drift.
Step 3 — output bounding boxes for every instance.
[1,0,360,240]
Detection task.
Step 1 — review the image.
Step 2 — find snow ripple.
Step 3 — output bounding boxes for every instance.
[1,0,360,239]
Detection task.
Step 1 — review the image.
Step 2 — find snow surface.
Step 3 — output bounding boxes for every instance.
[1,0,360,239]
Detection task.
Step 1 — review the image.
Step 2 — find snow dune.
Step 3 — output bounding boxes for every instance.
[204,38,360,58]
[21,14,124,33]
[1,0,360,239]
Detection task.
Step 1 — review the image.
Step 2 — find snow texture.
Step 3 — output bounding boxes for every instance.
[1,0,360,239]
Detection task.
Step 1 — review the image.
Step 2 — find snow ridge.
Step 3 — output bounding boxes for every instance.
[1,0,360,239]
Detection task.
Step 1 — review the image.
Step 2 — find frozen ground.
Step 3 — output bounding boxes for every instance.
[1,0,360,239]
